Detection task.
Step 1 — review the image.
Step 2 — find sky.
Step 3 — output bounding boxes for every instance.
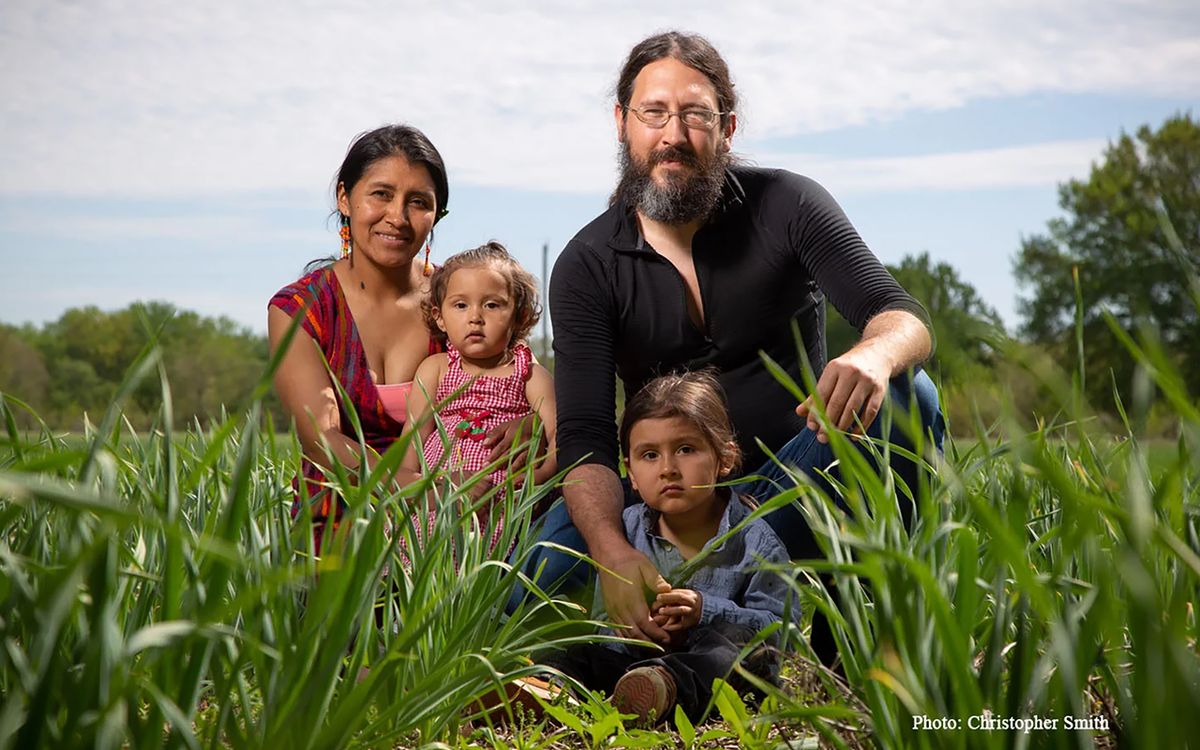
[1,0,1197,338]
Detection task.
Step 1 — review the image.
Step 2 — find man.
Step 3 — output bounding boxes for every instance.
[540,31,943,647]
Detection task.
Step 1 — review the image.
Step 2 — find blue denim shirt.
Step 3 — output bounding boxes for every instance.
[595,492,798,638]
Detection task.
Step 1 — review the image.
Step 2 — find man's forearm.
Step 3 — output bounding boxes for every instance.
[858,309,932,374]
[562,463,630,560]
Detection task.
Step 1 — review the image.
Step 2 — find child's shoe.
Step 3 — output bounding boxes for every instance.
[611,665,676,725]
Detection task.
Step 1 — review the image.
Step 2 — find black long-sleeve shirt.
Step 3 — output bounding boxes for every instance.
[550,166,930,473]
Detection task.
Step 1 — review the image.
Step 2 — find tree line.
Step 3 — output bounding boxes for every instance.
[3,115,1195,435]
[0,302,282,430]
[836,114,1198,434]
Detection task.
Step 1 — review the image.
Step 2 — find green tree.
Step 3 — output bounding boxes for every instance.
[827,252,1004,386]
[157,308,270,426]
[15,302,277,431]
[0,325,51,427]
[45,357,111,429]
[45,306,137,383]
[1014,113,1200,406]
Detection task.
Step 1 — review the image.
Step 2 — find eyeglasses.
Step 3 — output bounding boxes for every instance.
[624,106,725,129]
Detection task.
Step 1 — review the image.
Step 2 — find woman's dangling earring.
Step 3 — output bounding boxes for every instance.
[425,208,448,276]
[340,216,351,260]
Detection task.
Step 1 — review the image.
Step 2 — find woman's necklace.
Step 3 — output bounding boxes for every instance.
[344,257,418,295]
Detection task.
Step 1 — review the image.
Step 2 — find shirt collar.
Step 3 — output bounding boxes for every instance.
[636,485,748,549]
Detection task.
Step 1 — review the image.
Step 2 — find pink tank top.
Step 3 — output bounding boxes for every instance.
[375,382,412,423]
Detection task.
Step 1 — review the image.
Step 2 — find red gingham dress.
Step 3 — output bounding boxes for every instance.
[420,342,533,551]
[423,342,533,486]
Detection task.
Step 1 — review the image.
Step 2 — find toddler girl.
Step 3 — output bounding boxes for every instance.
[400,241,556,550]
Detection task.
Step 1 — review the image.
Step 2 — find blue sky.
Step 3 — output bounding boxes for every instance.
[1,1,1197,336]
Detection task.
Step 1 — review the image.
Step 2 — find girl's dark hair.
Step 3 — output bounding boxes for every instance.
[619,370,742,473]
[335,123,450,224]
[422,241,541,348]
[615,31,737,128]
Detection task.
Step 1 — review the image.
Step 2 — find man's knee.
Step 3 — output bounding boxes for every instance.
[527,503,589,576]
[886,367,945,450]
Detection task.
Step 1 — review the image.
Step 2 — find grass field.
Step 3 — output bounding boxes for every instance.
[1,326,1198,750]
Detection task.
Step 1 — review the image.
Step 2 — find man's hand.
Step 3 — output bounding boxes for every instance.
[598,546,671,646]
[652,588,703,632]
[796,344,893,444]
[483,414,548,480]
[797,309,931,444]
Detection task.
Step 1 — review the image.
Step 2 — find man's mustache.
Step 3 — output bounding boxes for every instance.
[649,145,702,169]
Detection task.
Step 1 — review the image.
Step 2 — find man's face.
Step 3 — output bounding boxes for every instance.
[614,57,736,224]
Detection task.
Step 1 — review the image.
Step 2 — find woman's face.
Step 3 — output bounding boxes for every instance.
[337,155,437,270]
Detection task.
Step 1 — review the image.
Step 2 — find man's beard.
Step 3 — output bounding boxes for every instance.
[614,140,729,224]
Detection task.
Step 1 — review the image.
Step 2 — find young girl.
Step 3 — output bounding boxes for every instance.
[400,241,556,551]
[541,371,795,725]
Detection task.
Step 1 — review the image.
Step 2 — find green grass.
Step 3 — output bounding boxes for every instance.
[0,348,593,750]
[2,310,1199,749]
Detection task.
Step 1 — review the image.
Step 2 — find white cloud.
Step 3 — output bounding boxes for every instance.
[765,138,1109,194]
[0,0,1197,197]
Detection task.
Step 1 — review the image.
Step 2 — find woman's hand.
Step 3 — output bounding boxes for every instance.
[482,414,550,481]
[452,471,494,503]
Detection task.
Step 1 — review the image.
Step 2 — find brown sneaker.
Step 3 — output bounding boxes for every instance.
[611,666,676,725]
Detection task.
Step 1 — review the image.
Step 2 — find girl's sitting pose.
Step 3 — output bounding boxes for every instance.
[541,371,796,724]
[400,241,556,550]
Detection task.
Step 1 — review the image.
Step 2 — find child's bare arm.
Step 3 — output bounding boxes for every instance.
[399,354,447,484]
[524,363,558,485]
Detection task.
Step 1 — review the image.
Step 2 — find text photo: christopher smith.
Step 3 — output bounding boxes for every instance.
[912,712,1111,733]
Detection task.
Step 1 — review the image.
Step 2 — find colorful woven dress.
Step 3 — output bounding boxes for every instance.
[421,341,534,550]
[269,265,438,550]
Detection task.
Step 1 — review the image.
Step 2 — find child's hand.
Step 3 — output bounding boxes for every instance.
[650,610,688,650]
[653,588,702,631]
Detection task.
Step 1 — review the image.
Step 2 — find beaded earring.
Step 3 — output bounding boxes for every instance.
[340,216,351,259]
[425,208,448,276]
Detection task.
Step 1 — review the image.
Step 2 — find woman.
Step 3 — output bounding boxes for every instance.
[268,124,457,551]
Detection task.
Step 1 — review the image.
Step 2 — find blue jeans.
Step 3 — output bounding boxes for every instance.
[507,369,945,606]
[739,366,945,557]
